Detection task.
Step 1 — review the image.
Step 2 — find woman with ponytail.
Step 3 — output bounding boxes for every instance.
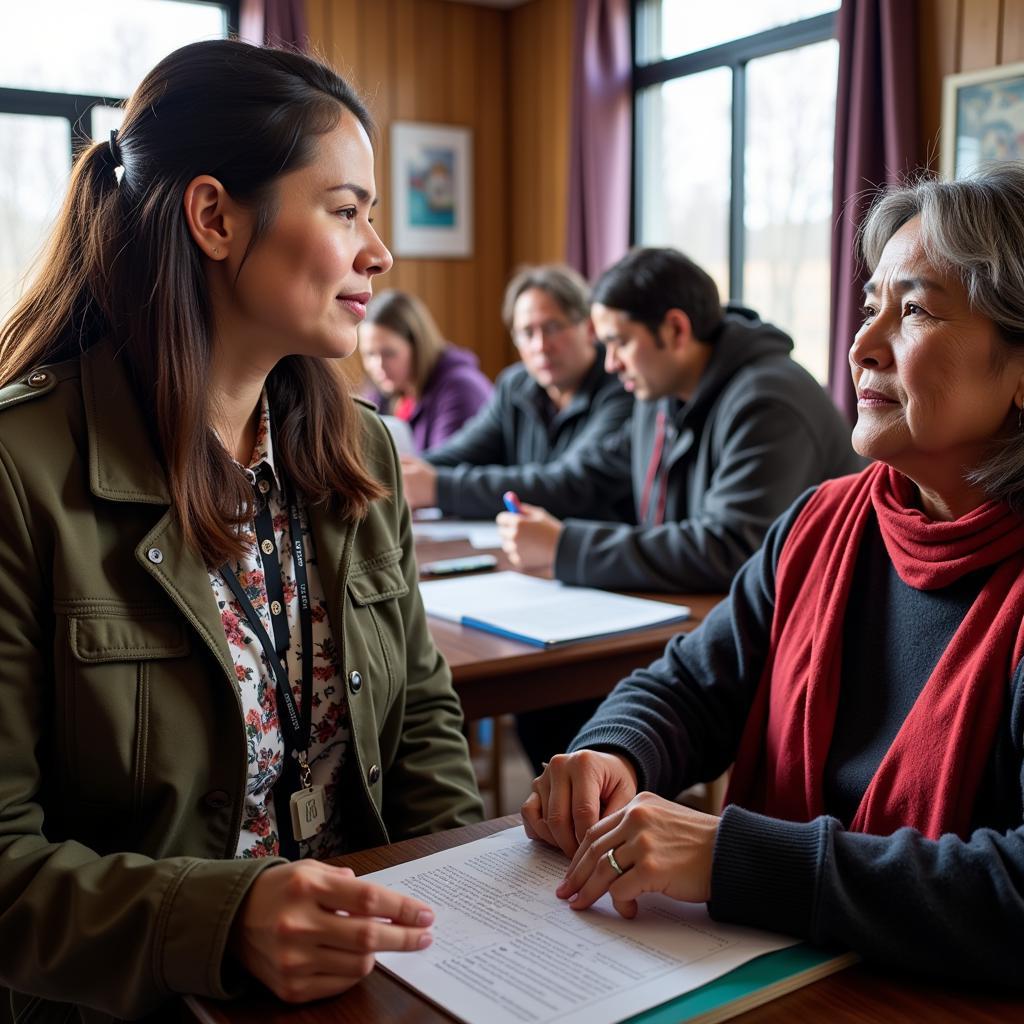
[521,165,1024,987]
[0,40,481,1019]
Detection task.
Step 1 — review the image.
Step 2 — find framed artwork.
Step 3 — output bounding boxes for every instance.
[941,60,1024,179]
[390,122,472,258]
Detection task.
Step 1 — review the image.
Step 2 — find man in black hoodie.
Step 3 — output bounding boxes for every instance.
[498,247,861,591]
[496,247,862,770]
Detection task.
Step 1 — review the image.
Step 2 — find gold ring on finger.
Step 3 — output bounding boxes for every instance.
[606,847,625,876]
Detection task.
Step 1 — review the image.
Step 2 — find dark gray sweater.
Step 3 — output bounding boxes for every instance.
[424,344,634,523]
[570,488,1024,986]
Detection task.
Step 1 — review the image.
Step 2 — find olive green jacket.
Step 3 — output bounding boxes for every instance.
[0,341,483,1021]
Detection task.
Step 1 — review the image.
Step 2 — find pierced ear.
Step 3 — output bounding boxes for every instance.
[183,175,235,260]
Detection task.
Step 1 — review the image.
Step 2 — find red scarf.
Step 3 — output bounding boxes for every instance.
[726,462,1024,839]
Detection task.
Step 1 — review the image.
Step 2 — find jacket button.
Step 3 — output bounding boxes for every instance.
[348,670,363,694]
[27,370,50,387]
[203,789,231,810]
[147,547,164,564]
[367,764,380,785]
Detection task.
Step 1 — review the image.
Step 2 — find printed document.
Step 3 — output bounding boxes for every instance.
[369,827,797,1024]
[380,415,417,457]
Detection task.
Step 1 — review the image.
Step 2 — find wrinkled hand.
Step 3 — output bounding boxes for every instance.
[400,457,438,509]
[231,860,434,1003]
[521,750,638,859]
[496,503,563,573]
[556,792,719,919]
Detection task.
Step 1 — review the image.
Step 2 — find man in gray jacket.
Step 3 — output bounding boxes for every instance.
[495,248,862,770]
[401,265,634,523]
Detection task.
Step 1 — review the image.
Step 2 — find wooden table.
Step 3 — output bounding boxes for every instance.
[188,817,1024,1024]
[415,537,721,722]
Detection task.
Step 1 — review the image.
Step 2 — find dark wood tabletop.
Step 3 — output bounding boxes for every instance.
[415,536,722,721]
[188,816,1024,1024]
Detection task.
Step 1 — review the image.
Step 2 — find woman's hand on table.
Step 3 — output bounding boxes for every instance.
[231,860,434,1003]
[556,792,719,919]
[521,750,638,858]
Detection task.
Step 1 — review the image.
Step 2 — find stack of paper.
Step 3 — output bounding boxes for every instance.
[369,827,856,1024]
[419,571,689,646]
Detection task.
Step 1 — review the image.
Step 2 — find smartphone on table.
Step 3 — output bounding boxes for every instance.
[420,554,498,577]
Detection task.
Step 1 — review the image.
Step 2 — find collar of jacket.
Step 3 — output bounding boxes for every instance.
[83,338,172,504]
[675,307,793,429]
[81,340,237,683]
[80,339,355,690]
[512,341,612,423]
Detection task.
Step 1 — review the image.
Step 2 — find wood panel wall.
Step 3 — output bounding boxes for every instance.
[306,0,516,380]
[918,0,1024,167]
[507,0,574,269]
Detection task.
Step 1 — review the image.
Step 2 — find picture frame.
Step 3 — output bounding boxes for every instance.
[941,60,1024,179]
[390,121,473,258]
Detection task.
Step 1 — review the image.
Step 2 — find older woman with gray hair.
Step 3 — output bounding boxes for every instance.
[521,162,1024,984]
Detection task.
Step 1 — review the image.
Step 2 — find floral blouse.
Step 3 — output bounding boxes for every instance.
[210,394,350,859]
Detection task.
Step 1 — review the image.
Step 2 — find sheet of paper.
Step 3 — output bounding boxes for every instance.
[369,827,797,1024]
[412,519,502,549]
[419,571,689,644]
[380,415,418,457]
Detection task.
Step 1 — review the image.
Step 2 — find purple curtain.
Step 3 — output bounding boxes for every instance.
[567,0,632,279]
[828,0,920,420]
[240,0,309,52]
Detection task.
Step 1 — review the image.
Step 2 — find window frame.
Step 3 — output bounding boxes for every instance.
[0,0,238,159]
[631,6,838,301]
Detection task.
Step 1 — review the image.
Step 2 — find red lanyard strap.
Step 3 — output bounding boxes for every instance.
[639,409,668,526]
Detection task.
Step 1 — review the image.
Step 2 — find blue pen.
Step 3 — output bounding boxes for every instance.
[502,490,523,514]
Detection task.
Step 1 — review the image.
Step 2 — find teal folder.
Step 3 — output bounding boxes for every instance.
[624,944,858,1024]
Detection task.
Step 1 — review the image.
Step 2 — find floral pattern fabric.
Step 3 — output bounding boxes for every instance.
[210,394,350,859]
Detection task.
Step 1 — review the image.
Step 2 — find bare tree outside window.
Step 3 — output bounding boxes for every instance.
[744,40,838,383]
[0,116,70,318]
[634,0,839,384]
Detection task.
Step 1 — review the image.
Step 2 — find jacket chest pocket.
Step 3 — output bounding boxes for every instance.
[60,610,190,816]
[346,548,409,718]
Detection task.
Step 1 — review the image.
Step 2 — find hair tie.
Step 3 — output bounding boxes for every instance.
[108,129,122,169]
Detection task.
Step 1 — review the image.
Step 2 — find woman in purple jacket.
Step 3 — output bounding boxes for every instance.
[360,290,493,452]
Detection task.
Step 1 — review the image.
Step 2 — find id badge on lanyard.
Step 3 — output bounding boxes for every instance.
[220,468,324,853]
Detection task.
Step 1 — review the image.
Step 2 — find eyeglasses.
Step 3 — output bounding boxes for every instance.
[511,318,580,348]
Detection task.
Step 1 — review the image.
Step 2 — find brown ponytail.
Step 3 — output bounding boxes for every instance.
[0,141,119,376]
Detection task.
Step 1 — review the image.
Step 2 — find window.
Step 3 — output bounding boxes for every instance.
[0,0,237,320]
[633,1,839,383]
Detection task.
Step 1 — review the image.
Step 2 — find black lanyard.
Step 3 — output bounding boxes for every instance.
[220,465,314,857]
